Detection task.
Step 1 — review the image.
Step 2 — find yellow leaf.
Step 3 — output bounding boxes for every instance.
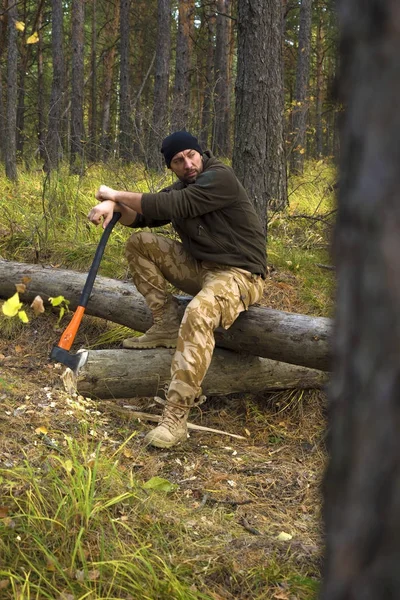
[276,531,293,541]
[27,31,39,44]
[18,310,29,323]
[31,295,45,316]
[15,283,26,293]
[63,459,73,474]
[15,21,25,32]
[299,148,306,155]
[2,293,22,317]
[35,426,48,435]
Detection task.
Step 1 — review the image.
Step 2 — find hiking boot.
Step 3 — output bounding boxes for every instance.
[123,298,181,349]
[144,393,193,448]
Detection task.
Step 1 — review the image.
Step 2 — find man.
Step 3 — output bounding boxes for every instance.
[88,131,266,448]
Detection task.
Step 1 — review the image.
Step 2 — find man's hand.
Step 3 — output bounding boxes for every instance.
[88,200,116,228]
[95,184,117,203]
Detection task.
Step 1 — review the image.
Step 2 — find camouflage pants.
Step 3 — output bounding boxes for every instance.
[125,232,264,403]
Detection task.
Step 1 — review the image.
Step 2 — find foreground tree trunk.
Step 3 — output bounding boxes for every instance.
[0,260,332,371]
[67,347,327,399]
[321,2,400,598]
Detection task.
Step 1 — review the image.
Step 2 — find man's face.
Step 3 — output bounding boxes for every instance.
[169,149,203,184]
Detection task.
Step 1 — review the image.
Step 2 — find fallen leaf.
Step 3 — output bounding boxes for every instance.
[142,476,177,493]
[0,580,9,590]
[276,531,293,542]
[15,283,26,293]
[14,345,23,354]
[31,295,45,316]
[0,506,9,518]
[2,293,22,317]
[21,276,31,285]
[35,426,48,435]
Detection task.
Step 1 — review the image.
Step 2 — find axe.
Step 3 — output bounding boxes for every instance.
[50,211,121,372]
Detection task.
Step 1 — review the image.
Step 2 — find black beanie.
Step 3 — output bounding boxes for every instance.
[161,131,202,167]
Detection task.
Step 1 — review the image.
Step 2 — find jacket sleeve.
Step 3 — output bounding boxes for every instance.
[127,213,171,229]
[140,167,239,221]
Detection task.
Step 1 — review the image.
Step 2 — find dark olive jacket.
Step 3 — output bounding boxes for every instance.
[131,151,267,277]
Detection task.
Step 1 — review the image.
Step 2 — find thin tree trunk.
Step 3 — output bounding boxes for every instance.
[88,0,97,162]
[37,10,46,162]
[322,1,400,597]
[148,0,171,171]
[171,0,194,131]
[315,0,324,158]
[213,0,231,156]
[5,0,18,181]
[199,7,216,150]
[70,0,85,174]
[45,0,65,171]
[119,0,133,161]
[290,0,313,175]
[233,0,287,231]
[100,3,120,160]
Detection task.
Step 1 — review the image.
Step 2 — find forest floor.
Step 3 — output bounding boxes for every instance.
[0,271,328,600]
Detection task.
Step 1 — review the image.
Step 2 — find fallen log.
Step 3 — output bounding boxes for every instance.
[0,259,332,371]
[62,347,328,399]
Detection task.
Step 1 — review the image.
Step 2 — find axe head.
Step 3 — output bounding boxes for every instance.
[50,346,88,373]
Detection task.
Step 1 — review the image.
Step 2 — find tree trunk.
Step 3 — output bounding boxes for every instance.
[100,2,120,160]
[119,0,133,161]
[45,0,65,171]
[5,0,18,181]
[171,0,194,131]
[67,347,327,400]
[315,0,324,159]
[199,7,216,150]
[70,0,85,174]
[0,69,5,164]
[290,0,313,175]
[321,1,400,597]
[233,0,287,232]
[0,260,332,371]
[148,0,171,171]
[37,10,46,162]
[213,0,231,157]
[88,0,97,162]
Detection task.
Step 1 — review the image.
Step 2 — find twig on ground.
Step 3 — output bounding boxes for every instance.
[238,517,262,535]
[315,263,335,271]
[122,408,247,440]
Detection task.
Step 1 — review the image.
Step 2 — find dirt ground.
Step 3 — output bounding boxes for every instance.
[0,276,328,597]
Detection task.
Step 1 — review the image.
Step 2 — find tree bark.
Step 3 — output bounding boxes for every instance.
[213,0,231,157]
[5,0,18,181]
[70,0,85,174]
[100,2,120,160]
[199,6,216,150]
[0,260,332,371]
[45,0,65,171]
[233,0,287,231]
[119,0,133,161]
[148,0,171,171]
[171,0,194,131]
[67,347,328,400]
[290,0,313,175]
[321,1,400,598]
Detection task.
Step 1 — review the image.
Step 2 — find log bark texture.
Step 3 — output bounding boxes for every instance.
[0,260,332,371]
[68,347,328,399]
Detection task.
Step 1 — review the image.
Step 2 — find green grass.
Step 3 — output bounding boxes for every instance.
[0,435,319,599]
